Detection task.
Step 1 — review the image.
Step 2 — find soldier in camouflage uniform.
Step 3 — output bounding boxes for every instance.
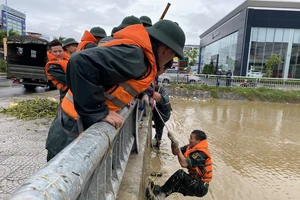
[146,130,213,199]
[152,84,172,148]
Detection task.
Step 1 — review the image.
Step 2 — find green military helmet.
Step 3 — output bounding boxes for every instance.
[118,15,141,29]
[111,26,120,35]
[146,20,185,59]
[62,38,78,48]
[90,27,107,38]
[140,16,152,26]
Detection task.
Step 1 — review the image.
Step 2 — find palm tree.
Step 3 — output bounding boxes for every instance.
[53,36,66,43]
[8,29,20,36]
[0,28,20,46]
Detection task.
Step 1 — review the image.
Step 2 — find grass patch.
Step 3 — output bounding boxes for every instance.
[0,59,7,72]
[171,84,300,103]
[0,98,59,120]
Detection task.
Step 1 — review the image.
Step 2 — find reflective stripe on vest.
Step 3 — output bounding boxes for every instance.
[104,93,126,108]
[65,92,73,103]
[61,91,78,120]
[104,82,139,108]
[118,82,139,97]
[62,81,140,120]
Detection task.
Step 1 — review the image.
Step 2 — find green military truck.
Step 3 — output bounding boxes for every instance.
[6,35,55,90]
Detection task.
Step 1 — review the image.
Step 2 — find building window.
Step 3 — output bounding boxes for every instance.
[247,27,300,78]
[200,32,238,74]
[289,29,300,79]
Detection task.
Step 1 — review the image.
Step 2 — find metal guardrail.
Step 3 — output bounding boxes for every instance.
[9,99,144,200]
[164,74,300,90]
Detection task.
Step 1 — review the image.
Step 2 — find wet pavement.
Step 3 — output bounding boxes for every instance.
[0,90,59,199]
[0,76,50,99]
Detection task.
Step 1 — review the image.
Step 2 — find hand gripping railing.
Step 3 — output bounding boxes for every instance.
[9,99,141,200]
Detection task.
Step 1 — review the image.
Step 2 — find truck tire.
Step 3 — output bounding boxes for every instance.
[189,80,196,85]
[24,85,36,90]
[162,79,170,84]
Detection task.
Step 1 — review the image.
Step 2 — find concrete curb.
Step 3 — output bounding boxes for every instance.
[165,86,248,101]
[117,108,152,200]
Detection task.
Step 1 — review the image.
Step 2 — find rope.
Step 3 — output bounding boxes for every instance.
[153,105,185,145]
[154,105,169,132]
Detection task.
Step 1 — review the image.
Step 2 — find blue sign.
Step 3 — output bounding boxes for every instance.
[0,4,26,19]
[1,9,26,35]
[1,10,7,31]
[21,19,25,35]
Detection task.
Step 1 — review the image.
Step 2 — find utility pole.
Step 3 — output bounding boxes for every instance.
[5,0,9,37]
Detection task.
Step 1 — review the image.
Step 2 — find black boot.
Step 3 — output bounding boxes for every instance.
[145,181,155,200]
[152,139,161,150]
[145,187,154,200]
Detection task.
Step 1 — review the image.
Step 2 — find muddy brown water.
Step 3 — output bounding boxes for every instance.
[149,97,300,200]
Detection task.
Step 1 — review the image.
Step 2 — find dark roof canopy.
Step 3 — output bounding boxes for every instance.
[7,35,48,45]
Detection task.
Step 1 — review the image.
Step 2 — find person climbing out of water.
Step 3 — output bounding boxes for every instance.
[146,130,212,199]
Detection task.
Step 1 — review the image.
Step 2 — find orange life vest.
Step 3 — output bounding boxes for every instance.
[76,30,97,52]
[184,140,213,182]
[61,24,157,120]
[45,51,69,91]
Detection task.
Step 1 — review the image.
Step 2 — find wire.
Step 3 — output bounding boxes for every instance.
[153,105,185,145]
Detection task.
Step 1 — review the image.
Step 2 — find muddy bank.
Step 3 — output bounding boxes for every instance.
[164,85,300,103]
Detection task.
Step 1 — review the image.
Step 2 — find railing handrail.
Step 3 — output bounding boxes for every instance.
[195,74,300,81]
[8,100,140,200]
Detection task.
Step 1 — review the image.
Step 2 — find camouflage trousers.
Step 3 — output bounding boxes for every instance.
[158,169,209,197]
[153,103,171,141]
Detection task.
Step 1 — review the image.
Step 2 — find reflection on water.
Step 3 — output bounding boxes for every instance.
[149,98,300,200]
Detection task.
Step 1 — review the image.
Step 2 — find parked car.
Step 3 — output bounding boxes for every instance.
[247,71,263,78]
[158,69,201,84]
[184,66,198,74]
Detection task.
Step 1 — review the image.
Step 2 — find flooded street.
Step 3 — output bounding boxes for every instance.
[150,98,300,200]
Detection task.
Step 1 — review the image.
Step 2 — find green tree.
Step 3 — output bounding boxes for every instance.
[0,28,20,46]
[53,36,66,43]
[184,47,199,72]
[202,64,215,74]
[265,54,282,77]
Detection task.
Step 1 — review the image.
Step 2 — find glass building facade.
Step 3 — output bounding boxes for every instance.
[200,32,238,73]
[0,4,26,35]
[199,1,300,78]
[248,27,300,78]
